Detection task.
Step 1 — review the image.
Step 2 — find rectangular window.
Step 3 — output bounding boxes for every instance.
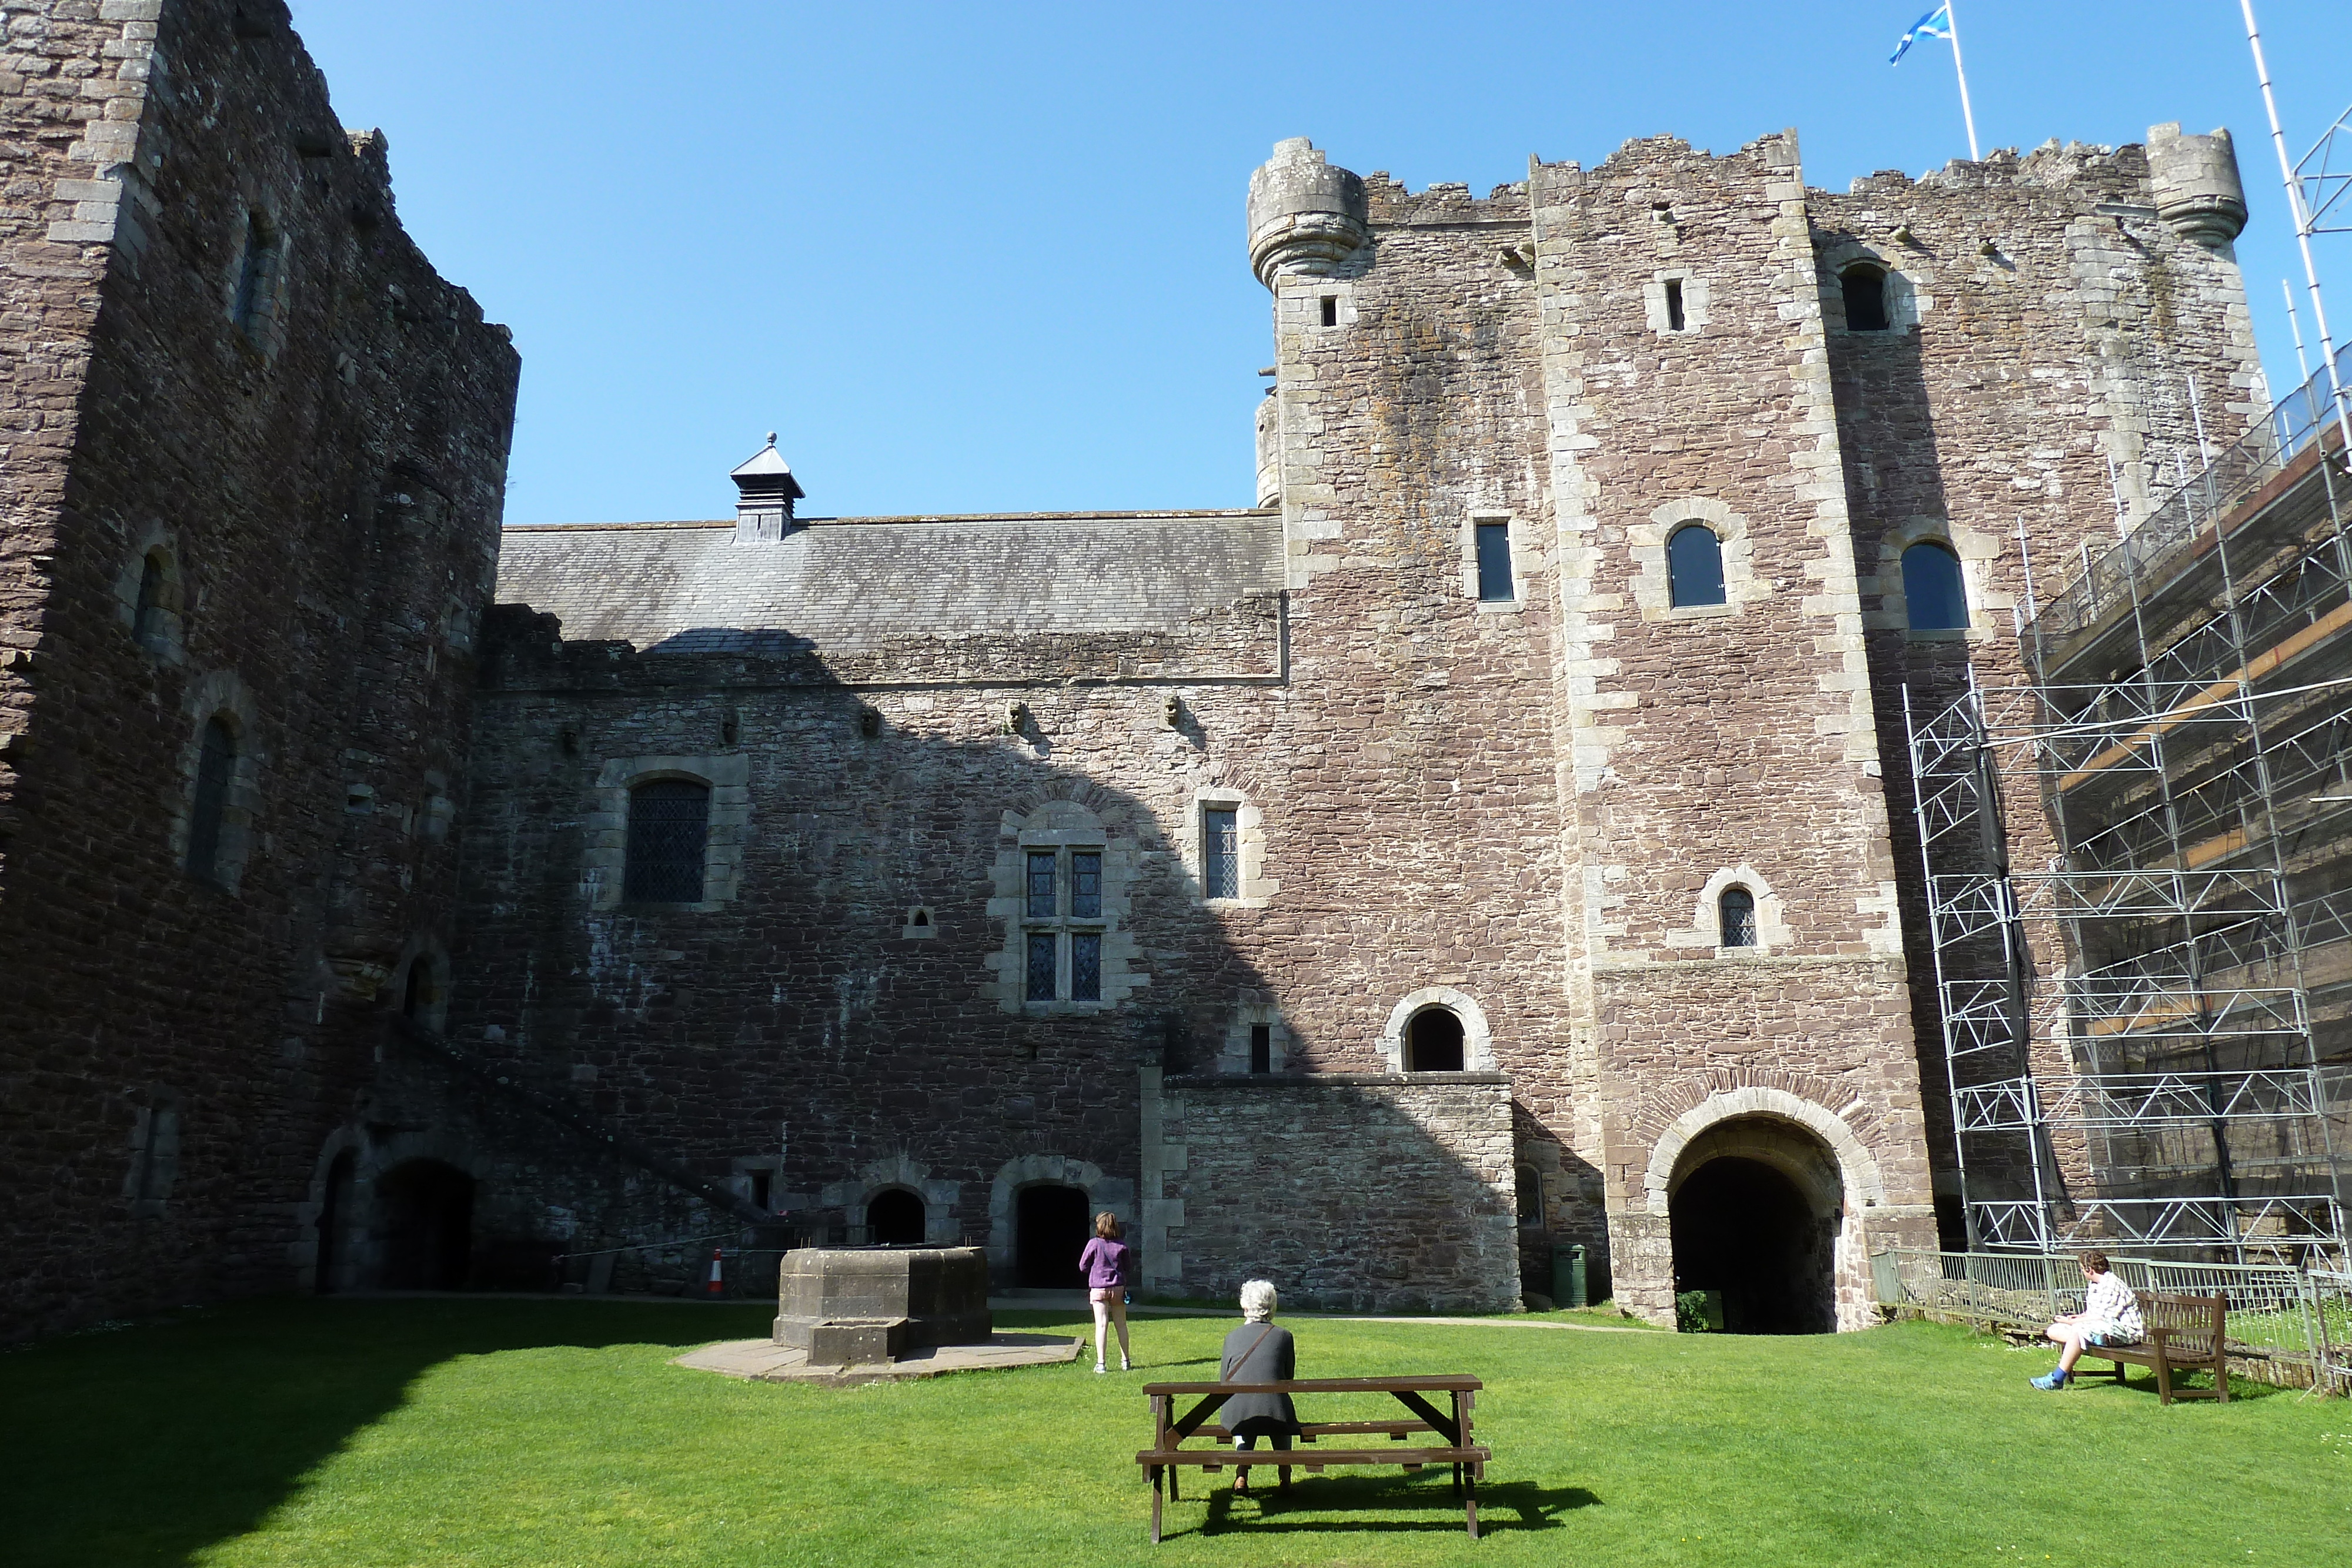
[1025,932,1058,1002]
[1475,521,1515,602]
[1202,808,1240,899]
[1025,851,1058,918]
[624,779,711,903]
[1070,932,1101,1002]
[1070,852,1102,918]
[1665,278,1685,332]
[1319,295,1337,327]
[1249,1024,1272,1075]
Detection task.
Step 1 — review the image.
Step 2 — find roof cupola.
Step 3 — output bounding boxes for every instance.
[730,433,806,543]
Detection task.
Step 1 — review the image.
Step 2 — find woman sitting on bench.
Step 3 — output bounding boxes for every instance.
[2031,1251,2143,1390]
[1220,1279,1301,1493]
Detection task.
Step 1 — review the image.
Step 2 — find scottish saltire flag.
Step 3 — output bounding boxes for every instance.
[1889,3,1953,64]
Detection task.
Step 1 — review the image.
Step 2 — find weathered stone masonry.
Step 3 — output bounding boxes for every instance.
[0,3,2272,1336]
[0,1,517,1337]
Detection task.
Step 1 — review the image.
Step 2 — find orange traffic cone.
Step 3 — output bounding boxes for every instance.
[706,1248,724,1298]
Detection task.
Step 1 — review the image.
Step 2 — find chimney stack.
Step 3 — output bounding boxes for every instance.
[731,433,806,543]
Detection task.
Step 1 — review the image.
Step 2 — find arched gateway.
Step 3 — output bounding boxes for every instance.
[1638,1088,1891,1333]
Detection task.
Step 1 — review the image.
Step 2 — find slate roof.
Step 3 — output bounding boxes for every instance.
[495,510,1283,654]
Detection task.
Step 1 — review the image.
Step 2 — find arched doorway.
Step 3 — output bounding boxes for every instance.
[376,1159,475,1289]
[315,1150,356,1294]
[1666,1118,1840,1335]
[867,1188,926,1246]
[1014,1183,1091,1288]
[1405,1007,1465,1072]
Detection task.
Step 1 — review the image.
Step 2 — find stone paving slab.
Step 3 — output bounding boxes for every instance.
[674,1332,1084,1385]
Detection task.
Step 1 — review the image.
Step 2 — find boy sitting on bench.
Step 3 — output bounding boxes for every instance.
[2031,1251,2143,1390]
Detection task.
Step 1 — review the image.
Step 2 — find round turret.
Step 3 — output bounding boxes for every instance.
[2147,123,2247,248]
[1247,138,1368,288]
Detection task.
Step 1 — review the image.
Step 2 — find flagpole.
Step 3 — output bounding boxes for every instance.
[1945,0,1982,161]
[2243,0,2343,421]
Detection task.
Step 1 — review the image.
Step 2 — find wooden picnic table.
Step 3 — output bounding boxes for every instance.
[1135,1375,1489,1543]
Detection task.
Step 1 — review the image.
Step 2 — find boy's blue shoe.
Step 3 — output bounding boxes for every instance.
[2029,1369,2067,1390]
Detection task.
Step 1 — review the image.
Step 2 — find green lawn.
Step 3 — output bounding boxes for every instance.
[5,1298,2344,1567]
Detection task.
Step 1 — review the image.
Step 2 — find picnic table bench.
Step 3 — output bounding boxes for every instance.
[1137,1375,1489,1543]
[2073,1290,2231,1405]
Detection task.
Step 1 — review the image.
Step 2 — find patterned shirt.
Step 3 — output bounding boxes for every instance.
[2082,1271,2144,1341]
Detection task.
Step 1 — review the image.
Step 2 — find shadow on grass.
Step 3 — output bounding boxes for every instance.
[1174,1472,1599,1539]
[0,1293,773,1568]
[2075,1369,2287,1403]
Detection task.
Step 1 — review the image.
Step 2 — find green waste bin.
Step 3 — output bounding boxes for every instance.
[1551,1243,1588,1309]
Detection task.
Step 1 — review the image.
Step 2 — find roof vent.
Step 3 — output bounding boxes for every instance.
[730,433,806,543]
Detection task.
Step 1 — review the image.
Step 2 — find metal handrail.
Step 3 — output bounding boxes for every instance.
[2029,344,2352,646]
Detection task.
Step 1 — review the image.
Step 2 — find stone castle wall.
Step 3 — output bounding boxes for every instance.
[1505,132,1940,1321]
[1144,1069,1520,1313]
[1815,141,2266,1220]
[0,5,2276,1336]
[0,0,516,1338]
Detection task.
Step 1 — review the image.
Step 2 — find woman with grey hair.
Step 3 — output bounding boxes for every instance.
[1217,1279,1299,1494]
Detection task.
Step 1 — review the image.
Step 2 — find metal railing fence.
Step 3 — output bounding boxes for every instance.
[1872,1247,2346,1392]
[2029,344,2352,646]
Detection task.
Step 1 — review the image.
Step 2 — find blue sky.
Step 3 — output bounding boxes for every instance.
[286,2,2350,525]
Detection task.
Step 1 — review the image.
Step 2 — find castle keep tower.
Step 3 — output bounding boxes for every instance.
[0,12,2273,1336]
[0,0,517,1338]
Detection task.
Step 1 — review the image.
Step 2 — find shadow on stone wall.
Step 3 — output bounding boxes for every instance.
[1825,288,1979,1251]
[317,607,1551,1316]
[1153,1072,1521,1313]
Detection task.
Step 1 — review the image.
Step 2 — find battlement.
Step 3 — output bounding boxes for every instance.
[1361,173,1529,228]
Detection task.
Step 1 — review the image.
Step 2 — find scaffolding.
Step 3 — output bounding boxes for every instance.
[1903,348,2352,1260]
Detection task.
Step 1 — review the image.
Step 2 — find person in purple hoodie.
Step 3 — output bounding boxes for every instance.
[1078,1211,1134,1373]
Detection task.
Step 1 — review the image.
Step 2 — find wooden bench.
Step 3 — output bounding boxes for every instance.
[2073,1290,2231,1405]
[1136,1375,1489,1543]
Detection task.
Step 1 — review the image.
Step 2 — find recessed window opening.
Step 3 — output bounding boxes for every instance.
[1249,1024,1272,1075]
[623,779,711,902]
[1202,807,1240,899]
[1319,295,1338,327]
[1665,278,1686,332]
[1405,1007,1465,1072]
[400,959,430,1019]
[135,1102,179,1203]
[1901,540,1970,630]
[1841,263,1891,332]
[232,211,277,338]
[1719,886,1758,948]
[1667,523,1727,608]
[1515,1165,1544,1226]
[186,716,236,885]
[135,552,169,646]
[749,1169,773,1213]
[911,908,930,928]
[1475,521,1515,602]
[1023,844,1108,1002]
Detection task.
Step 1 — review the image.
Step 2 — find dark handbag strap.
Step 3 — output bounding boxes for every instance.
[1229,1323,1276,1379]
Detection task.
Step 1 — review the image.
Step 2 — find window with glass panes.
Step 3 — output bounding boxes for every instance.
[1023,844,1106,1002]
[1202,807,1240,900]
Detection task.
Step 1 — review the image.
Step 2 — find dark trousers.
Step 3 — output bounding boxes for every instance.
[1231,1420,1292,1487]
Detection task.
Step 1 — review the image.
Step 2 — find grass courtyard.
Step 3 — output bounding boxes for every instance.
[4,1298,2345,1567]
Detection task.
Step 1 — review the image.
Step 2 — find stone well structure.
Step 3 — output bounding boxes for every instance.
[772,1245,993,1366]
